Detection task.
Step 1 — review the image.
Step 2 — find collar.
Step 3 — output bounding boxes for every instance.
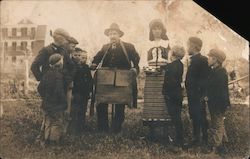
[190,53,200,59]
[211,64,222,70]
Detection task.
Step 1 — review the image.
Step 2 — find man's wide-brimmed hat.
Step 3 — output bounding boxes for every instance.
[104,23,124,37]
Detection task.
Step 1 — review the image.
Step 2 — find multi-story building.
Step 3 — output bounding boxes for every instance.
[0,18,47,94]
[0,18,47,76]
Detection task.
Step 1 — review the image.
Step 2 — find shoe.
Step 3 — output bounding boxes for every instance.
[215,146,226,154]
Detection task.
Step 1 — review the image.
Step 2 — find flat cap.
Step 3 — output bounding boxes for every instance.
[67,36,79,44]
[52,28,70,39]
[208,49,226,63]
[49,53,62,65]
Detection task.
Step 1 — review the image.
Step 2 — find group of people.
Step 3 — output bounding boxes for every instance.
[31,19,230,154]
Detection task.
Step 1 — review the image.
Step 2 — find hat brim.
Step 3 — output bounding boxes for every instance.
[104,28,124,37]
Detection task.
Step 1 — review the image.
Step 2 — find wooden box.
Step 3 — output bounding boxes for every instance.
[95,68,133,106]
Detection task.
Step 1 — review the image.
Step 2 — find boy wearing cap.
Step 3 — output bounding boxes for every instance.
[205,49,230,153]
[185,37,210,147]
[68,48,93,135]
[37,53,67,145]
[162,46,185,148]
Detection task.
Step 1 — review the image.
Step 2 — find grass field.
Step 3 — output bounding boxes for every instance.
[0,100,249,159]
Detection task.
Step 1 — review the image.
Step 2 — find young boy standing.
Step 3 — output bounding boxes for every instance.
[38,53,68,145]
[162,45,185,148]
[205,49,230,153]
[185,37,209,146]
[69,48,93,135]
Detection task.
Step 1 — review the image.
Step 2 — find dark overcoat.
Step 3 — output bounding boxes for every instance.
[31,43,74,83]
[207,66,230,113]
[92,41,140,72]
[185,53,209,100]
[38,67,67,115]
[72,63,93,96]
[162,59,183,101]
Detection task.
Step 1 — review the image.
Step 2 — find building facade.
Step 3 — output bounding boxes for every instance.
[0,18,47,77]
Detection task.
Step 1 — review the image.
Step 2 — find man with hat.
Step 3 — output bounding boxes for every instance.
[204,49,230,153]
[185,36,210,147]
[31,28,74,82]
[91,23,140,133]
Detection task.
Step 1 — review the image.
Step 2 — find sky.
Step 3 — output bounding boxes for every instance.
[1,0,249,66]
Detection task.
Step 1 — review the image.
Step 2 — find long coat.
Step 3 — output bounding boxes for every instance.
[162,59,183,101]
[38,67,67,115]
[31,43,74,83]
[72,63,93,96]
[207,66,230,113]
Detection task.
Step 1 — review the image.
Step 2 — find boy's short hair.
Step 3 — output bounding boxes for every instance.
[208,49,226,64]
[172,45,185,59]
[49,53,62,65]
[188,36,203,51]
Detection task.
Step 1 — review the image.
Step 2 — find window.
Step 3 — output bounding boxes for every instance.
[12,56,17,63]
[12,28,17,37]
[21,41,28,50]
[4,42,8,51]
[12,42,17,51]
[2,28,7,38]
[31,41,34,50]
[31,27,36,38]
[21,27,28,37]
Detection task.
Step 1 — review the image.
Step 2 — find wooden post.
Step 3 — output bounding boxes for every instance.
[24,49,31,95]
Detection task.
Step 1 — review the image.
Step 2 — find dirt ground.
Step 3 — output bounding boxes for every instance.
[0,100,249,159]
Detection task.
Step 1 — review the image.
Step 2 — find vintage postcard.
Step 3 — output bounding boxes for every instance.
[0,0,249,159]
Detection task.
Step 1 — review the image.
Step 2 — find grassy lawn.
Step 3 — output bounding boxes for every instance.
[0,100,249,159]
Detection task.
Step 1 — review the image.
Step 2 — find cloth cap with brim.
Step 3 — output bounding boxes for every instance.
[49,53,62,65]
[67,36,79,44]
[52,28,70,40]
[208,49,226,63]
[104,23,124,37]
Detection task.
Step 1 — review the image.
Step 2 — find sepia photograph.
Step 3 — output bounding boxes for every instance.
[0,0,249,159]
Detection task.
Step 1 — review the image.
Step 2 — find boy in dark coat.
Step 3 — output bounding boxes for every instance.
[162,45,185,147]
[185,37,210,146]
[205,49,230,153]
[69,48,93,135]
[38,53,67,144]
